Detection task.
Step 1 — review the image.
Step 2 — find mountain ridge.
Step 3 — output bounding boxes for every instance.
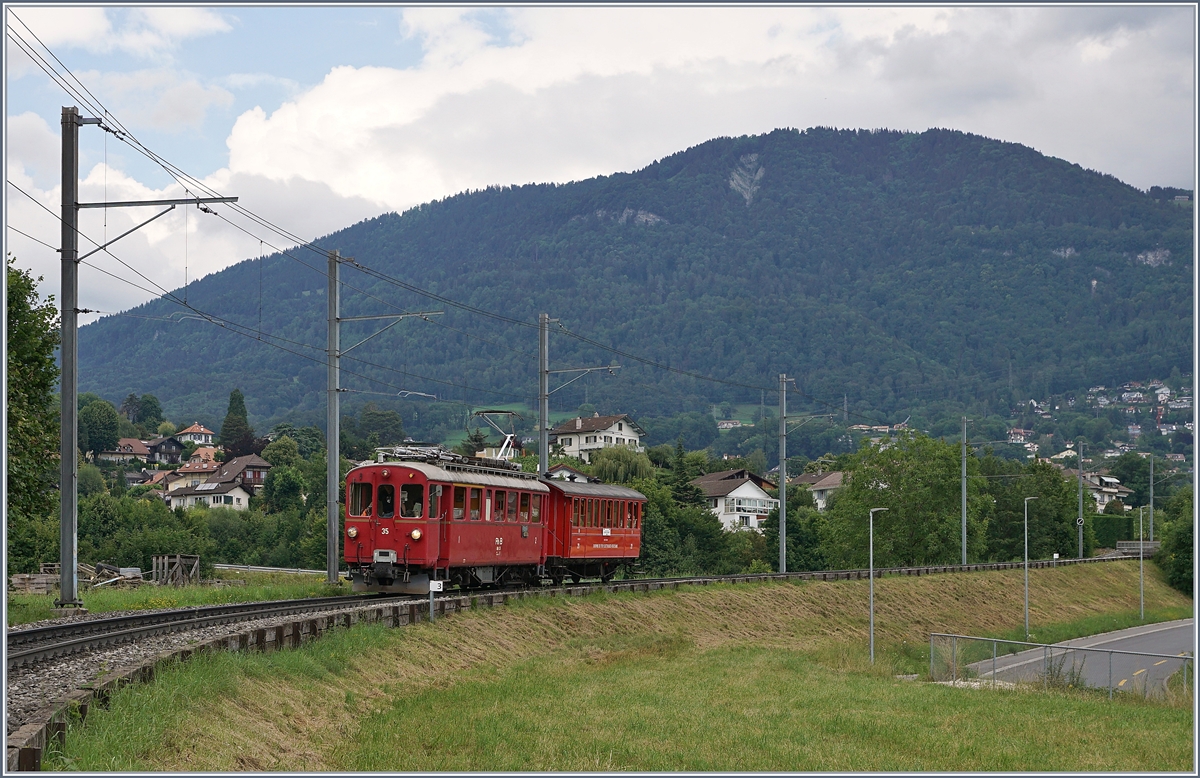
[77,127,1193,437]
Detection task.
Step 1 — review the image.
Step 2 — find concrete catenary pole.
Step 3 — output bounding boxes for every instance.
[326,249,341,585]
[539,313,550,475]
[961,416,967,565]
[1149,454,1154,542]
[58,107,82,607]
[778,374,787,574]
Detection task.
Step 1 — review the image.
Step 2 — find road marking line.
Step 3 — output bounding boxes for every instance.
[1118,679,1127,687]
[1155,660,1168,666]
[1133,668,1146,676]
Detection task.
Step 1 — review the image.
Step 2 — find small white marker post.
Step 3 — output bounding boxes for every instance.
[429,579,443,622]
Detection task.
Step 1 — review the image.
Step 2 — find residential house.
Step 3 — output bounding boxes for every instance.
[691,469,779,531]
[1062,470,1134,512]
[716,420,743,430]
[96,438,150,464]
[145,436,184,464]
[168,480,253,510]
[546,463,592,482]
[1007,428,1035,444]
[188,446,220,464]
[549,413,645,464]
[176,422,215,445]
[164,453,272,510]
[809,471,845,511]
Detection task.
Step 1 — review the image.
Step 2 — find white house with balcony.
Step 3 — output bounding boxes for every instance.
[548,413,645,463]
[691,469,779,532]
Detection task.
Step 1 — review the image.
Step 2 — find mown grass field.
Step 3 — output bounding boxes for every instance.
[45,560,1193,771]
[7,571,349,627]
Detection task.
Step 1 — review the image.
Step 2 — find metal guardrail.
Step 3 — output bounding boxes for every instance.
[212,563,329,576]
[931,631,1194,700]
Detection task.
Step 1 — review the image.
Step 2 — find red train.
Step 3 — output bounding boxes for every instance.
[343,447,646,593]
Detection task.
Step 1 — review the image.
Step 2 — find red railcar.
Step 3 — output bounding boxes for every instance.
[343,448,644,593]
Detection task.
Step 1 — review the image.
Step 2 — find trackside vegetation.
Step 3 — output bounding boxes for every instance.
[46,560,1192,771]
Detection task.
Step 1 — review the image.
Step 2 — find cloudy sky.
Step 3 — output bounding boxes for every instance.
[4,5,1195,322]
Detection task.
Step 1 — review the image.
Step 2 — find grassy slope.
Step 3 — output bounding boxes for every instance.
[48,560,1193,771]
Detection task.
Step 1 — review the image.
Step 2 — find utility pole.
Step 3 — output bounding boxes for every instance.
[57,107,234,608]
[327,251,442,583]
[57,107,84,608]
[539,313,551,475]
[537,313,618,474]
[961,416,967,565]
[843,394,848,423]
[778,374,788,574]
[326,250,341,585]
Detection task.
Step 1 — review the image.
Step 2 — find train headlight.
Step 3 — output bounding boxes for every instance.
[347,526,358,539]
[410,529,422,541]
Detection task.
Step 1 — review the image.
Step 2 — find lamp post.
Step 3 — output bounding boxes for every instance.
[869,507,888,663]
[1024,496,1038,641]
[1139,507,1145,620]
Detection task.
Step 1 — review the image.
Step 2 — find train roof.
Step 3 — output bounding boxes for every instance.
[542,479,646,500]
[352,461,550,493]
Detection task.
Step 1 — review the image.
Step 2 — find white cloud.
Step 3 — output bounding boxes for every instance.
[8,6,230,57]
[224,6,1193,214]
[75,69,234,130]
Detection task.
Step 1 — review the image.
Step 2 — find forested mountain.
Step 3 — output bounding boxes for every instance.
[77,127,1193,434]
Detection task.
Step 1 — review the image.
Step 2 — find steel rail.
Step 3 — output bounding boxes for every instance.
[6,594,406,669]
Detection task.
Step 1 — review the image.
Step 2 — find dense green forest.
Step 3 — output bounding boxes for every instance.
[77,127,1192,438]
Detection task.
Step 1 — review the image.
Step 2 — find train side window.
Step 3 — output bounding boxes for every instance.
[428,485,441,519]
[400,484,423,518]
[571,498,579,527]
[589,499,596,528]
[625,501,632,528]
[350,482,373,516]
[519,492,530,522]
[634,503,641,529]
[470,488,482,521]
[453,486,466,520]
[606,500,613,528]
[507,491,518,522]
[377,484,395,519]
[531,494,541,523]
[584,499,590,527]
[493,490,504,522]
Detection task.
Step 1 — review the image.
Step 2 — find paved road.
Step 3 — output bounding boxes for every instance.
[966,619,1194,696]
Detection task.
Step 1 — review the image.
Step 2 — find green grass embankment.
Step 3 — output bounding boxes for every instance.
[46,560,1193,771]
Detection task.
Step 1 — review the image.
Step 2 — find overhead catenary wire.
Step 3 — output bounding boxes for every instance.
[7,181,524,402]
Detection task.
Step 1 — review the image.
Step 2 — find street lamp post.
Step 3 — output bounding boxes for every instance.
[1024,496,1038,641]
[869,507,888,663]
[1139,507,1145,620]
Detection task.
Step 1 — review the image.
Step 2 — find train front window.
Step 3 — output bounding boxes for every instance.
[453,486,465,520]
[470,488,482,520]
[400,484,423,518]
[531,494,541,523]
[350,482,373,516]
[377,485,395,519]
[428,485,441,519]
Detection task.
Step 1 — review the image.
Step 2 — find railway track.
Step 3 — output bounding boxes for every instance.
[7,555,1114,671]
[6,594,408,670]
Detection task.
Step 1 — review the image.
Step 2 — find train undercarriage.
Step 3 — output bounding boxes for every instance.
[348,558,630,594]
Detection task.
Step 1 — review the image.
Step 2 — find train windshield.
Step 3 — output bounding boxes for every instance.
[350,482,372,516]
[378,485,395,518]
[400,484,423,518]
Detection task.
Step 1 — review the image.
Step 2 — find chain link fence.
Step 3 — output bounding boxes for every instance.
[930,632,1193,701]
